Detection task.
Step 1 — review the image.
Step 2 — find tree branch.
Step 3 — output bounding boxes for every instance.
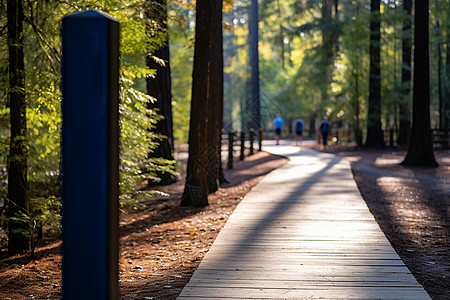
[23,14,61,71]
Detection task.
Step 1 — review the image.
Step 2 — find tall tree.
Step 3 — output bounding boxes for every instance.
[401,0,438,167]
[181,0,223,206]
[436,1,444,130]
[206,0,224,193]
[443,0,450,129]
[246,0,260,131]
[397,0,412,146]
[365,0,384,148]
[7,0,29,253]
[276,0,285,69]
[319,0,334,114]
[146,0,176,186]
[310,0,338,131]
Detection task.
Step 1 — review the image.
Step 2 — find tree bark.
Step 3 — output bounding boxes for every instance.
[277,0,285,69]
[437,17,444,130]
[247,0,260,131]
[401,0,438,167]
[398,0,412,146]
[181,0,223,206]
[365,0,384,148]
[353,68,362,147]
[7,0,29,253]
[206,0,223,193]
[146,0,177,186]
[320,0,334,112]
[443,0,450,129]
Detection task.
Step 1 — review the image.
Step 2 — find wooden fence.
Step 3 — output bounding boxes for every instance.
[432,128,450,149]
[330,128,449,149]
[222,128,263,169]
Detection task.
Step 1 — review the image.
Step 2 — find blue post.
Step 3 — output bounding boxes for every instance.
[61,10,120,300]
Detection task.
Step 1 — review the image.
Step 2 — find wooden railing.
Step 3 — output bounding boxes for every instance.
[432,128,450,150]
[222,128,263,169]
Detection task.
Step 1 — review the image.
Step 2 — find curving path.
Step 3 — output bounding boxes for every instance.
[177,142,431,299]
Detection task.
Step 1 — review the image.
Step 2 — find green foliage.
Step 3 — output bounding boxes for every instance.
[119,77,173,207]
[167,0,195,143]
[222,0,445,138]
[0,0,175,248]
[8,196,61,253]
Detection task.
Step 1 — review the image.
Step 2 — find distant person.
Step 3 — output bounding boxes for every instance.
[319,117,331,150]
[273,114,285,145]
[293,117,304,145]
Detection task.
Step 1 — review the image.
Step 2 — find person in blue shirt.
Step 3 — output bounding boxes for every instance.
[319,117,331,150]
[293,117,304,145]
[273,114,285,145]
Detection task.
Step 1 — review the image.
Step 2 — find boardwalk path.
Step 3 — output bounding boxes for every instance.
[178,144,430,299]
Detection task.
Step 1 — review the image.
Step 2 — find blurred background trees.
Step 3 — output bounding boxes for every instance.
[1,0,448,251]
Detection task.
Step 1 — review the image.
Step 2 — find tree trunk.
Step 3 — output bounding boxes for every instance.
[181,0,223,206]
[276,0,285,69]
[353,68,362,147]
[320,0,334,112]
[334,0,339,53]
[365,0,384,148]
[398,0,412,147]
[223,72,233,131]
[146,0,177,186]
[437,18,444,130]
[444,0,450,129]
[401,0,438,167]
[247,0,260,131]
[309,113,316,137]
[206,0,223,193]
[223,20,236,131]
[7,0,29,253]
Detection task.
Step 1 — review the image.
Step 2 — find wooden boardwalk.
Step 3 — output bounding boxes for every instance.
[177,144,431,299]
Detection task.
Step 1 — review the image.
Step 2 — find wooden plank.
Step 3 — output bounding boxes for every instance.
[203,252,403,259]
[185,270,419,283]
[191,265,413,275]
[183,279,423,288]
[199,258,407,266]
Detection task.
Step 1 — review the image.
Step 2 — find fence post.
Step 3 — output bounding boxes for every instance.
[249,128,255,155]
[227,131,234,169]
[240,131,245,160]
[258,128,263,151]
[61,11,120,300]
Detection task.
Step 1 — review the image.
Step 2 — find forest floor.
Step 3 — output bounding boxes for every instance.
[0,143,449,300]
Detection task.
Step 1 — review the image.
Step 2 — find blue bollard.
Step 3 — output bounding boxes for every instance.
[61,10,120,300]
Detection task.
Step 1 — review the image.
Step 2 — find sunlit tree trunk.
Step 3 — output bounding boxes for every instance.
[401,0,438,167]
[7,0,29,253]
[365,0,384,148]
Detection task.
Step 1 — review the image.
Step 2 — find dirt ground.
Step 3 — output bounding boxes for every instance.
[0,144,448,299]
